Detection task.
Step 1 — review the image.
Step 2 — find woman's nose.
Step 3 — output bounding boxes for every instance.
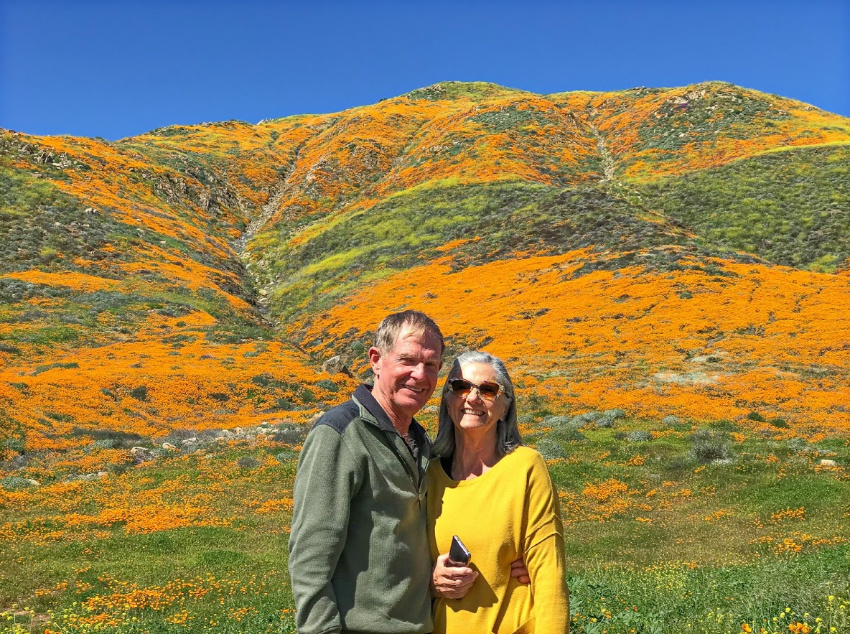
[466,386,484,402]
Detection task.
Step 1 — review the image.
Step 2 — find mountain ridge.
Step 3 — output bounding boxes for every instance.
[1,81,848,452]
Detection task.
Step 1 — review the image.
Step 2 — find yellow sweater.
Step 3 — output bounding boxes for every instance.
[427,446,569,633]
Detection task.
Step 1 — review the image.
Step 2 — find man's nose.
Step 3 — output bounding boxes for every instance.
[409,363,427,380]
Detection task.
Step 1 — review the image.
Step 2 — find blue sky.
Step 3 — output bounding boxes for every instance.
[1,0,848,140]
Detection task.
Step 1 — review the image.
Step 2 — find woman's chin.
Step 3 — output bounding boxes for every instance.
[455,417,495,432]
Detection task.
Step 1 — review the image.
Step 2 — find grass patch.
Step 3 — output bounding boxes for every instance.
[635,144,850,269]
[0,413,848,632]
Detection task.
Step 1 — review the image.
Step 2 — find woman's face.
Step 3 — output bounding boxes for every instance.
[446,362,508,438]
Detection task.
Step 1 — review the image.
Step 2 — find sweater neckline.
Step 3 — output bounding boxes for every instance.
[437,446,526,487]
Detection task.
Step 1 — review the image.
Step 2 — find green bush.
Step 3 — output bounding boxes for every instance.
[236,456,260,469]
[316,379,339,393]
[534,437,569,460]
[270,425,309,445]
[690,430,734,464]
[129,386,149,401]
[0,476,36,491]
[627,430,653,443]
[3,438,25,454]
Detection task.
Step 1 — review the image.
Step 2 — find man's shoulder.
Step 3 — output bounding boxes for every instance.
[312,398,362,434]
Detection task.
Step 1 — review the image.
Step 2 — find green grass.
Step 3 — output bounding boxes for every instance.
[1,412,848,633]
[403,81,529,102]
[634,144,850,270]
[252,180,744,329]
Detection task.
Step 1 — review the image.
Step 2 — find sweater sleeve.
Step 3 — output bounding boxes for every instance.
[289,424,362,634]
[523,452,570,633]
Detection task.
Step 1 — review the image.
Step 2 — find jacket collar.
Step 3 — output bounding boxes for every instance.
[353,383,427,441]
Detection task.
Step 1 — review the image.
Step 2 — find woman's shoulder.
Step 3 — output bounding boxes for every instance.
[507,445,548,470]
[509,447,558,504]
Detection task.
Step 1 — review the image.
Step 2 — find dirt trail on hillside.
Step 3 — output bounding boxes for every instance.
[587,120,615,182]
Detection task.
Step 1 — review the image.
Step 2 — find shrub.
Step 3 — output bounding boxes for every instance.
[0,476,36,491]
[32,361,79,375]
[77,428,145,445]
[691,428,715,441]
[595,413,617,428]
[786,437,808,452]
[663,455,695,473]
[45,411,73,422]
[129,385,148,401]
[3,438,25,454]
[550,426,587,443]
[534,437,568,460]
[572,412,602,425]
[237,456,261,469]
[746,411,765,422]
[316,378,339,393]
[88,439,117,451]
[164,428,198,444]
[691,430,734,464]
[542,415,573,427]
[271,424,309,445]
[108,462,131,476]
[251,373,276,388]
[272,397,296,411]
[627,430,653,443]
[275,449,299,462]
[768,418,789,428]
[709,419,739,431]
[662,415,681,426]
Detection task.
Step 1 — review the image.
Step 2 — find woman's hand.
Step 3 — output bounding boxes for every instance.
[431,553,479,599]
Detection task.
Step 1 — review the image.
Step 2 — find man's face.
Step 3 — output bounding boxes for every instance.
[369,326,443,424]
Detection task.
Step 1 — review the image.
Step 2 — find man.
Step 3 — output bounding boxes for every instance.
[289,310,476,633]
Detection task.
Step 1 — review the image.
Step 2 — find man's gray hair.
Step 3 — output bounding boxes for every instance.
[432,350,522,458]
[374,310,444,355]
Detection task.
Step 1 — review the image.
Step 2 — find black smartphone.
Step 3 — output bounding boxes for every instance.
[448,535,471,566]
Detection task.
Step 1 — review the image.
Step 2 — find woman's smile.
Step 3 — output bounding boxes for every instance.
[448,363,507,434]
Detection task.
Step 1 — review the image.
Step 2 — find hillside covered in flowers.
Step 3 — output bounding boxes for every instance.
[1,81,849,452]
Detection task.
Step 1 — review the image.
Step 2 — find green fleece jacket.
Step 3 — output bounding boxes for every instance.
[289,384,432,634]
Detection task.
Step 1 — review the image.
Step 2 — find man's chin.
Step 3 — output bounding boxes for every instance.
[395,392,429,414]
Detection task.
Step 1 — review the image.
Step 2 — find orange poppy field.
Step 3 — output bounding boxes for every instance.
[1,81,849,633]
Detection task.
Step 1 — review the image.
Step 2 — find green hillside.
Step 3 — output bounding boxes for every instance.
[1,81,849,634]
[635,143,850,271]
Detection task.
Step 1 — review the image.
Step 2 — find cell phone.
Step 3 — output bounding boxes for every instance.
[448,535,471,566]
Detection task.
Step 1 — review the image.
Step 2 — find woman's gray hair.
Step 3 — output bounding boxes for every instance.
[431,350,522,458]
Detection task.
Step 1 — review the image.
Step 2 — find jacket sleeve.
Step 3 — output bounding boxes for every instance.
[523,452,570,633]
[289,424,362,634]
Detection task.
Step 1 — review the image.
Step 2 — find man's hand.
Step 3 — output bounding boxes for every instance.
[510,558,530,585]
[431,553,478,599]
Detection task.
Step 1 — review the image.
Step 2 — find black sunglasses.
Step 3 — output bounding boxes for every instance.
[446,378,503,402]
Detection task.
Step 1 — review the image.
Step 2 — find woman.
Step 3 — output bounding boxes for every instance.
[428,351,569,633]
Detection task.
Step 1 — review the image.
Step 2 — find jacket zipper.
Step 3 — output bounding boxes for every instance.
[384,431,427,508]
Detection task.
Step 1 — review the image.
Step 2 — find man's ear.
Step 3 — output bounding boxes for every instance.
[368,346,382,376]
